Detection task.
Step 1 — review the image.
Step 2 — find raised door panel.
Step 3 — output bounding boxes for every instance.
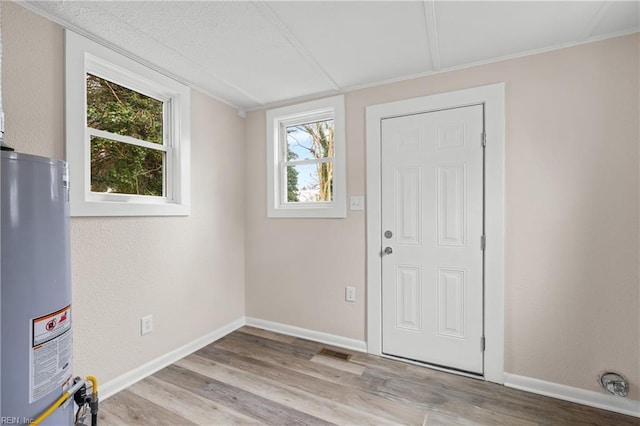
[437,164,466,247]
[437,268,466,338]
[396,266,421,331]
[396,167,422,245]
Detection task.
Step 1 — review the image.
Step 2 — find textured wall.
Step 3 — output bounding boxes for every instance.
[245,34,640,399]
[4,0,639,404]
[244,110,365,339]
[3,2,245,384]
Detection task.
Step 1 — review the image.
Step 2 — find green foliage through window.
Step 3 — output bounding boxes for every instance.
[90,137,164,196]
[286,149,299,202]
[86,74,165,196]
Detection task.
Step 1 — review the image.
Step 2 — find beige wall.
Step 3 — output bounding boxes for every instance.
[3,3,245,383]
[4,0,639,404]
[245,34,640,398]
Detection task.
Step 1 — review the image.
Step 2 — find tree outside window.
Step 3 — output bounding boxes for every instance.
[66,30,190,216]
[87,74,166,196]
[285,119,334,203]
[266,95,345,218]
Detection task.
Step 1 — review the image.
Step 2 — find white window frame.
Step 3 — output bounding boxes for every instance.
[266,95,346,218]
[65,30,190,216]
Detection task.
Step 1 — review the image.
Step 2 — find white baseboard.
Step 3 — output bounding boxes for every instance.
[245,317,367,353]
[100,317,245,400]
[99,316,367,400]
[504,373,640,418]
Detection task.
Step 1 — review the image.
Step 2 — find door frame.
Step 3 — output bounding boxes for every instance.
[365,83,505,384]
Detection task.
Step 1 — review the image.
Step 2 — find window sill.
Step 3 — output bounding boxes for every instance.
[268,203,346,219]
[71,199,190,217]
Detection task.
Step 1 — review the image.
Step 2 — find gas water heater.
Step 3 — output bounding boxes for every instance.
[1,150,75,425]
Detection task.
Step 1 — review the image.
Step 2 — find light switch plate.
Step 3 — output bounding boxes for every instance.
[350,196,364,211]
[346,286,356,302]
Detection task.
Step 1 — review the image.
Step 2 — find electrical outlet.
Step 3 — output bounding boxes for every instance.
[345,286,356,302]
[141,315,153,335]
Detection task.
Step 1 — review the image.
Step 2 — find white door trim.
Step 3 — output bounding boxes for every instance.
[365,83,505,384]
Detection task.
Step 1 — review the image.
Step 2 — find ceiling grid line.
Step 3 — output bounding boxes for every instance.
[89,3,267,107]
[17,0,264,109]
[16,1,640,111]
[253,1,341,93]
[580,1,614,41]
[423,0,441,71]
[15,0,240,110]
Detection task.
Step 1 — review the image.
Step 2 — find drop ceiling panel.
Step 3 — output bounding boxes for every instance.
[27,1,262,108]
[268,1,432,88]
[590,1,640,38]
[20,1,640,110]
[436,1,605,69]
[93,1,337,107]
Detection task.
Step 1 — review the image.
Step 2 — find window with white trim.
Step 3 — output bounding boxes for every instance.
[266,95,346,218]
[65,30,190,216]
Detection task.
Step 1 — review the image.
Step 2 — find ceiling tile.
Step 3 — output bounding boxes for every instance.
[436,1,605,69]
[268,1,432,88]
[19,1,639,110]
[590,1,639,38]
[28,1,261,108]
[93,1,338,107]
[92,2,335,106]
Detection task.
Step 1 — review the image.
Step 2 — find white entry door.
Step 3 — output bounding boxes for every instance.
[381,104,484,374]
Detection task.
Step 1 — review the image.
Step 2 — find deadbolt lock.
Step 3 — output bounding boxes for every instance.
[384,230,393,239]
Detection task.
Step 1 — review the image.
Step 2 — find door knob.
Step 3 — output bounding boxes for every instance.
[384,247,393,255]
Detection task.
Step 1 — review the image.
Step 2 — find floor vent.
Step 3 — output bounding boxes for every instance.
[318,348,352,361]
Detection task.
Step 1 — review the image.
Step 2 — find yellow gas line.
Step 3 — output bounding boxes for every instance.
[31,376,98,426]
[31,393,69,426]
[86,375,98,395]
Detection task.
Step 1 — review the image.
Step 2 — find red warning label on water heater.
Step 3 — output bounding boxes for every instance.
[32,306,71,347]
[29,305,73,403]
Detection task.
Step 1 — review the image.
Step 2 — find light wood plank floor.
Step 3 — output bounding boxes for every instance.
[99,327,638,425]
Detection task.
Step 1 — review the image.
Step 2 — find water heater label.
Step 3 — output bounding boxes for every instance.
[29,305,73,403]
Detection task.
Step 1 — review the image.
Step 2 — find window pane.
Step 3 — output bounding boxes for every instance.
[286,162,333,203]
[286,119,334,161]
[91,136,164,196]
[86,74,163,144]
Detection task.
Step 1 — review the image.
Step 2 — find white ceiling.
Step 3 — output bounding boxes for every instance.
[19,1,640,112]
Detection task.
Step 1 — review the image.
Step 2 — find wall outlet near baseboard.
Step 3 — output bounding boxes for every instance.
[141,315,153,335]
[345,286,356,302]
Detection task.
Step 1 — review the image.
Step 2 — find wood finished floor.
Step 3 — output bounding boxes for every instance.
[99,327,638,425]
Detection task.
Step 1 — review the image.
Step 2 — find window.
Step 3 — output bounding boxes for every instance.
[65,30,190,216]
[266,95,346,218]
